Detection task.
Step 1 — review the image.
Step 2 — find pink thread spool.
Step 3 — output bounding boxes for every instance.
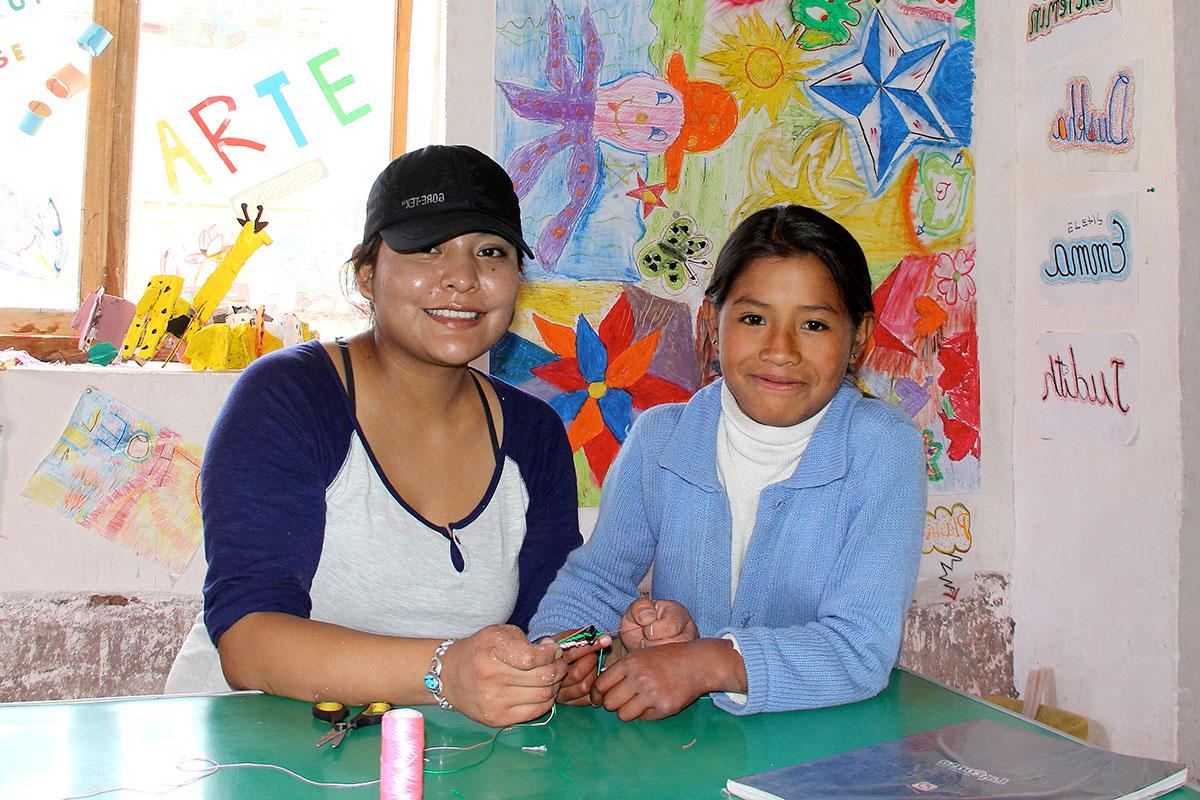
[380,708,424,800]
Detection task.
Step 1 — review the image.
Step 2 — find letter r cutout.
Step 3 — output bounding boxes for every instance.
[189,96,266,174]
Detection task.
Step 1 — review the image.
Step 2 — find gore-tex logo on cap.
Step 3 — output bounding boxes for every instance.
[401,192,445,209]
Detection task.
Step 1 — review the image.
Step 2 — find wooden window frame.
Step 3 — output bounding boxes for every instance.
[1,0,413,360]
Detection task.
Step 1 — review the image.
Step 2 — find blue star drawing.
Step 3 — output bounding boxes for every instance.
[809,11,953,186]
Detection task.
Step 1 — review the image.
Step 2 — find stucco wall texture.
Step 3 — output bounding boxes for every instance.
[0,593,200,701]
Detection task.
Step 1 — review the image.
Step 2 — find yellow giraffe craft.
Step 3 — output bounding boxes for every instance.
[185,204,273,339]
[120,275,186,362]
[161,204,273,366]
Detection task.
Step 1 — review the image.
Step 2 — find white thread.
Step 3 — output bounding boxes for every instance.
[60,706,558,798]
[424,704,556,773]
[59,758,380,798]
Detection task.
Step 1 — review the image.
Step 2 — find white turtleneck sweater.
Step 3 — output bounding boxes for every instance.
[716,381,829,604]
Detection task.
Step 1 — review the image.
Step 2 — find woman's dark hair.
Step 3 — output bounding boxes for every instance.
[704,205,874,327]
[340,235,383,317]
[349,235,383,273]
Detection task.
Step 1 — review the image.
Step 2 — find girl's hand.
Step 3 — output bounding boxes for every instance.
[439,625,566,727]
[545,631,613,705]
[590,638,746,721]
[618,598,698,652]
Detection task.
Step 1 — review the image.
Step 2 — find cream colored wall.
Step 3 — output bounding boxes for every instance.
[1011,0,1188,763]
[1175,0,1200,777]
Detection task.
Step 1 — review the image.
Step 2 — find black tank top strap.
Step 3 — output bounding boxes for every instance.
[469,370,501,460]
[335,338,355,414]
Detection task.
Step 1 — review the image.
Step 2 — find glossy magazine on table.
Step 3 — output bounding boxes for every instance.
[727,718,1187,800]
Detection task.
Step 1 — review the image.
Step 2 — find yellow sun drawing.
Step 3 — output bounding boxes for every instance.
[702,11,822,123]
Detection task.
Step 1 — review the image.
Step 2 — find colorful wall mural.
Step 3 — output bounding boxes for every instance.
[492,0,978,503]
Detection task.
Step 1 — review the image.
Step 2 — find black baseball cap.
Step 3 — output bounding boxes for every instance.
[362,144,535,260]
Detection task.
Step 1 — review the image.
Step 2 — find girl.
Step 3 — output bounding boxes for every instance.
[167,145,581,728]
[530,205,926,720]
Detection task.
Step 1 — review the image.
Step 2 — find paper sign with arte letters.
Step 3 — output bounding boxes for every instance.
[1036,331,1138,445]
[1032,192,1138,305]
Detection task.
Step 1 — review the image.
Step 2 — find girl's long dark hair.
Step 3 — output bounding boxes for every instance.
[704,205,874,327]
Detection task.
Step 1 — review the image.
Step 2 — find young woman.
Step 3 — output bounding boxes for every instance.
[167,145,581,728]
[530,205,927,720]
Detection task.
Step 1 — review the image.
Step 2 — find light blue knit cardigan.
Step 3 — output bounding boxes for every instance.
[530,379,927,715]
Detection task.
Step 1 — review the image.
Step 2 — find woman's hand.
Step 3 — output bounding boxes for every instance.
[439,624,566,727]
[546,631,613,705]
[590,638,746,721]
[618,598,698,652]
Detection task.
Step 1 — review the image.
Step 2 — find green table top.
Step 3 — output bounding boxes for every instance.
[1,669,1194,799]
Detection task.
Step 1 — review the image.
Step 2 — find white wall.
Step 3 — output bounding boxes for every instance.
[1175,0,1200,774]
[1011,2,1186,760]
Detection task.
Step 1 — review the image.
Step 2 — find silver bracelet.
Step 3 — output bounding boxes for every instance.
[422,639,455,709]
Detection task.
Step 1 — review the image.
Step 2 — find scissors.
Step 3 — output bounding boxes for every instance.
[312,701,392,749]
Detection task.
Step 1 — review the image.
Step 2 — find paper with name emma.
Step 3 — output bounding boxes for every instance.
[727,718,1186,800]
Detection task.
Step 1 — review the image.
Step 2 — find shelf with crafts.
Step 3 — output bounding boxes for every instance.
[2,0,415,363]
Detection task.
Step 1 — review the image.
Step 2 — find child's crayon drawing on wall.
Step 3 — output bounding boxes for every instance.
[1024,0,1121,67]
[1027,0,1115,42]
[1037,60,1140,172]
[923,501,972,601]
[493,0,979,503]
[492,283,697,503]
[1048,67,1134,155]
[22,387,204,575]
[1033,191,1137,307]
[1035,332,1138,446]
[0,185,66,279]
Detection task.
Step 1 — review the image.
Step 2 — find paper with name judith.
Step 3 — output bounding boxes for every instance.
[1036,332,1138,445]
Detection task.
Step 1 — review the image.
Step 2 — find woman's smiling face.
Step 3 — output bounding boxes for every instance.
[357,232,521,368]
[704,253,874,427]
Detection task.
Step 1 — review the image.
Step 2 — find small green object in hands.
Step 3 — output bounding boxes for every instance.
[556,625,601,650]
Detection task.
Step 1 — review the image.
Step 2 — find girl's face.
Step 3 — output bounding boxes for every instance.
[703,254,874,427]
[357,232,521,368]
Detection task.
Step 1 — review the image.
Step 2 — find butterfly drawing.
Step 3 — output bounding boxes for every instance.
[636,215,713,293]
